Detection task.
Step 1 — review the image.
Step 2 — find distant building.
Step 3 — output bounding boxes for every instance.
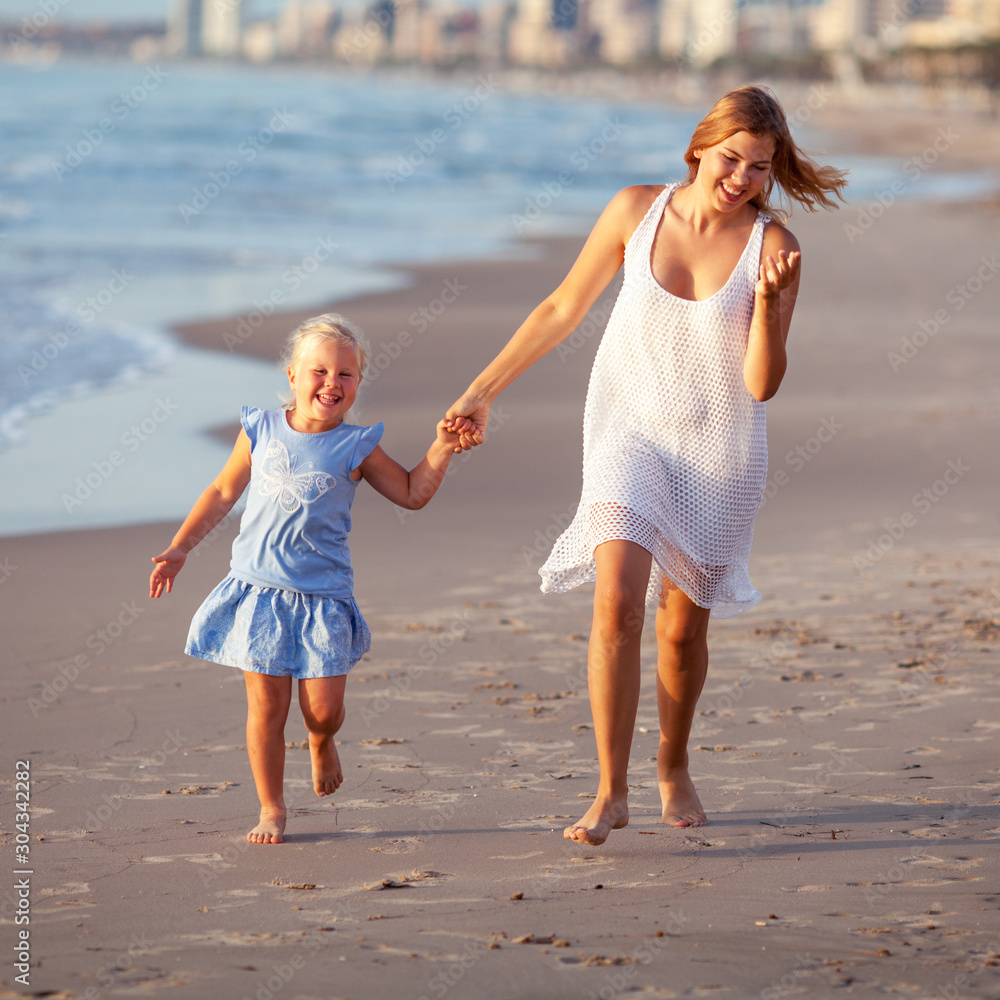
[894,0,1000,47]
[737,0,814,57]
[167,0,203,56]
[658,0,738,67]
[277,1,337,57]
[202,0,243,57]
[477,0,515,65]
[810,0,1000,54]
[508,0,583,66]
[391,0,426,61]
[243,19,279,61]
[591,0,658,65]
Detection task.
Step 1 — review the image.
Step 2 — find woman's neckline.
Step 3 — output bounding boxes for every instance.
[647,183,761,304]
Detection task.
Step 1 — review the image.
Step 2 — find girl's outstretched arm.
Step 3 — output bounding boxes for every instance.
[149,430,252,597]
[357,420,461,510]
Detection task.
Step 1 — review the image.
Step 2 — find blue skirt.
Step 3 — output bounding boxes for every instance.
[185,574,371,679]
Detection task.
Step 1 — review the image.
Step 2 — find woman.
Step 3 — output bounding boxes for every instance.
[446,86,847,846]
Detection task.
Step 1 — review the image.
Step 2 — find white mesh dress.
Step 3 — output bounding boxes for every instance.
[539,183,769,616]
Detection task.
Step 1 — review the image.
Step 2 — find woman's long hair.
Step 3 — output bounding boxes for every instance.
[684,85,848,223]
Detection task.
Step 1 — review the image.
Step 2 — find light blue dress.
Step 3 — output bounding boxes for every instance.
[186,406,384,679]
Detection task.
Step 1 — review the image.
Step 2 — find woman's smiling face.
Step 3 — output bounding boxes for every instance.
[693,130,776,212]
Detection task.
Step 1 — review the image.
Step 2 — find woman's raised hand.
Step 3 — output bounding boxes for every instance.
[756,249,801,301]
[445,393,489,451]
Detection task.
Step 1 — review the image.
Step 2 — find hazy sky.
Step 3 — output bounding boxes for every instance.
[0,0,284,22]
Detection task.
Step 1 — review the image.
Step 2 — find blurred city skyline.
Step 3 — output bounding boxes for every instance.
[3,0,999,89]
[0,0,284,20]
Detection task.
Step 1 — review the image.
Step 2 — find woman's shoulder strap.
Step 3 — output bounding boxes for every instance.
[624,183,675,254]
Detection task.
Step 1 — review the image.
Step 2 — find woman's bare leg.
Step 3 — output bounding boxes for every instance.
[298,675,347,796]
[655,582,711,827]
[244,672,293,844]
[565,540,651,846]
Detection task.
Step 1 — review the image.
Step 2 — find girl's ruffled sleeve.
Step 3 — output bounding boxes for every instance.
[350,422,385,471]
[240,405,264,450]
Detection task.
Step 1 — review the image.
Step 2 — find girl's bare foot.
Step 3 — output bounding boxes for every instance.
[310,734,343,796]
[564,796,629,846]
[247,806,286,844]
[658,763,706,827]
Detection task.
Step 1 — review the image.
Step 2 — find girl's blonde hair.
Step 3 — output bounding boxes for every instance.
[684,85,848,223]
[280,313,370,410]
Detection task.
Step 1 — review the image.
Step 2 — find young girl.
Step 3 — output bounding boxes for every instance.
[447,86,847,845]
[150,313,465,844]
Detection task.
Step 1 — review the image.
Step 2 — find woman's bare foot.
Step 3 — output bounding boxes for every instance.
[247,806,286,844]
[564,796,629,846]
[310,734,343,796]
[658,762,706,827]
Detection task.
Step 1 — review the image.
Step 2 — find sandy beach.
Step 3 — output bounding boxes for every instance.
[4,100,1000,998]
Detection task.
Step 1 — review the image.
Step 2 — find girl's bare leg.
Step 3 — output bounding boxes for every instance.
[565,540,651,846]
[298,675,347,796]
[244,672,293,844]
[655,582,711,827]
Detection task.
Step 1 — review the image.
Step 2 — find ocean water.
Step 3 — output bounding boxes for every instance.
[0,61,693,452]
[0,60,994,535]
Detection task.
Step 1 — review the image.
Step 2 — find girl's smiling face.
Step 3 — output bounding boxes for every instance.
[693,130,775,212]
[286,338,361,433]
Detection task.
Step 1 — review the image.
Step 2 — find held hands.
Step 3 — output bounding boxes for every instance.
[436,418,468,455]
[444,392,489,451]
[755,249,801,301]
[150,546,187,598]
